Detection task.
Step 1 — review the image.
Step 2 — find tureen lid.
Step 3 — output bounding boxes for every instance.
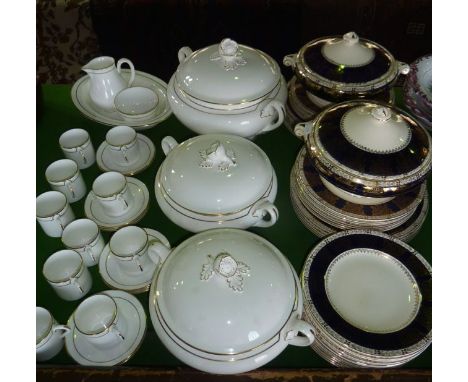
[289,32,407,96]
[296,100,431,196]
[151,229,297,355]
[158,134,274,214]
[175,38,281,105]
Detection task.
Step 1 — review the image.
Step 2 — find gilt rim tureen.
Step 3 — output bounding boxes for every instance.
[284,32,409,101]
[295,100,432,197]
[149,228,314,374]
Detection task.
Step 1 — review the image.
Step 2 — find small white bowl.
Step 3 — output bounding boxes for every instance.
[114,87,158,121]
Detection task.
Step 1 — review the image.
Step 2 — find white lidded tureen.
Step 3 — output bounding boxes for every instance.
[149,228,315,374]
[167,38,287,139]
[155,134,278,232]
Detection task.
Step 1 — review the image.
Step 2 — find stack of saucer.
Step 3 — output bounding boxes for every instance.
[291,147,429,241]
[301,230,432,367]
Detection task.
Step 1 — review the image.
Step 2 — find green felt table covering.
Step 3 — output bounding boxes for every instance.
[36,84,431,369]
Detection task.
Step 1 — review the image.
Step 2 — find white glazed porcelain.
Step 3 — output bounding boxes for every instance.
[324,248,421,333]
[45,159,87,203]
[92,172,134,217]
[114,87,158,121]
[105,126,141,165]
[36,307,70,361]
[43,250,93,301]
[61,219,105,267]
[36,191,75,237]
[99,228,170,293]
[82,56,135,111]
[167,38,287,139]
[149,228,315,374]
[155,134,278,232]
[71,69,171,130]
[97,133,155,176]
[85,176,149,231]
[59,129,95,169]
[108,226,171,276]
[74,294,127,349]
[65,290,146,366]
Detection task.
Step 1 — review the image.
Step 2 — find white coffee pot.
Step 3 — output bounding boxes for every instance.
[82,56,135,110]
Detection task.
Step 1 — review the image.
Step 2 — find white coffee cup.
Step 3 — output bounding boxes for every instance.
[62,219,105,267]
[59,129,95,169]
[109,226,171,275]
[46,159,87,203]
[73,294,127,349]
[36,307,70,361]
[36,191,75,237]
[43,250,93,301]
[92,172,134,216]
[105,125,140,165]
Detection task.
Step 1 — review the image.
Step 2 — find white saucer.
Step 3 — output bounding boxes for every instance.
[97,134,156,176]
[99,228,170,294]
[65,290,146,366]
[84,177,149,231]
[71,69,172,130]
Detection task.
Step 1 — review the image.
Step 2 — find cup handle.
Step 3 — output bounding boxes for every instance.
[294,121,315,140]
[131,254,144,272]
[284,317,315,347]
[53,324,71,338]
[161,136,179,156]
[260,100,285,133]
[178,47,193,64]
[84,244,96,263]
[116,193,128,209]
[117,58,135,87]
[110,323,125,341]
[252,200,279,228]
[65,180,75,199]
[78,147,87,165]
[121,145,129,162]
[52,214,64,230]
[70,277,84,293]
[148,239,171,265]
[283,53,297,69]
[398,61,410,75]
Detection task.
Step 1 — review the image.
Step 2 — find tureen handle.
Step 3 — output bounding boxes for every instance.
[147,239,171,265]
[52,324,71,338]
[260,100,285,133]
[283,54,297,69]
[398,61,410,75]
[251,200,278,228]
[161,136,179,156]
[178,47,193,64]
[284,317,315,347]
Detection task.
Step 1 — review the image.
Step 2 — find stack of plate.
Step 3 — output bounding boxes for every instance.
[403,55,432,131]
[291,147,429,241]
[301,230,432,367]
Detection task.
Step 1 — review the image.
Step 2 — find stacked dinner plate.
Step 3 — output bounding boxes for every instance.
[291,147,429,241]
[403,55,432,131]
[301,230,432,367]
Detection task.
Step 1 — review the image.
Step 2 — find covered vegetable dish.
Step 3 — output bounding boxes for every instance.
[294,100,431,200]
[155,134,278,232]
[284,32,409,103]
[167,38,287,139]
[149,228,315,374]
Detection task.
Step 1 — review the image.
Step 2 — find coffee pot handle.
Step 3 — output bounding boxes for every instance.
[117,58,135,87]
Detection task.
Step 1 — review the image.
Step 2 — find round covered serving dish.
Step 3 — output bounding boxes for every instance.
[155,134,278,232]
[294,100,432,200]
[284,32,409,103]
[167,38,287,139]
[149,228,315,374]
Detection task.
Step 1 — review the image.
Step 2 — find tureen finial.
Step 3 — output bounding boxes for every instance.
[199,141,237,172]
[200,253,250,292]
[343,31,359,45]
[210,38,247,70]
[371,107,392,122]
